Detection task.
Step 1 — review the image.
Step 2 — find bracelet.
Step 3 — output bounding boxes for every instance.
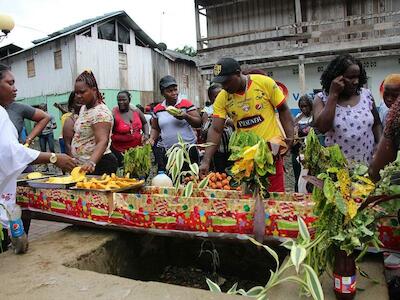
[88,160,96,168]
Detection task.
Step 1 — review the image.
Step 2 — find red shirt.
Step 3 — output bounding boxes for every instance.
[111,108,142,152]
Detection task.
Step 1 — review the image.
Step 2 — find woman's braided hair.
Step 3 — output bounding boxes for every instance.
[75,70,103,102]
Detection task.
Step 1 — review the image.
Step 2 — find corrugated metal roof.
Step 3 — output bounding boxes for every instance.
[2,10,158,59]
[32,11,120,44]
[0,43,23,52]
[164,49,197,64]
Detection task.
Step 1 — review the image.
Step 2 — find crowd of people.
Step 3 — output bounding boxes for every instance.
[2,52,400,249]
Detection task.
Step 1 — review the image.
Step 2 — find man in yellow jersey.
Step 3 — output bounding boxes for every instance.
[199,58,294,192]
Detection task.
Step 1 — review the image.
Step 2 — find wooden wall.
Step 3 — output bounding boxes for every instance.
[151,51,203,107]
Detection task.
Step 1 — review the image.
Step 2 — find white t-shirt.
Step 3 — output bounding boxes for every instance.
[295,113,313,126]
[379,101,389,127]
[144,114,152,132]
[202,105,213,116]
[153,97,197,149]
[0,106,39,226]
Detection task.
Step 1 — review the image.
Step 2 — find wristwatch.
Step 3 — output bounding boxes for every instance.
[49,153,58,164]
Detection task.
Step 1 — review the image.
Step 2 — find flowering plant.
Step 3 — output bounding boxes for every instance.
[228,131,275,197]
[303,129,382,276]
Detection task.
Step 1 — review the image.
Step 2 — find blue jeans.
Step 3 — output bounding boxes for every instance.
[59,138,65,153]
[39,133,55,152]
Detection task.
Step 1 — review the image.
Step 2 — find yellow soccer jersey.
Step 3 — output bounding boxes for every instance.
[212,74,286,141]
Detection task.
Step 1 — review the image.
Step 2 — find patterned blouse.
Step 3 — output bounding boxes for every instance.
[71,103,113,163]
[318,88,375,165]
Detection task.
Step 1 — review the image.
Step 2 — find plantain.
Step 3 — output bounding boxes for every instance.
[166,106,182,116]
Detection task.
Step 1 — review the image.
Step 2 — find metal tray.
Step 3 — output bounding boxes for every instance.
[70,180,145,193]
[17,173,55,185]
[27,177,77,189]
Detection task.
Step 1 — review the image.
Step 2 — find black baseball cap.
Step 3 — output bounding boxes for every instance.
[212,58,241,83]
[159,75,177,91]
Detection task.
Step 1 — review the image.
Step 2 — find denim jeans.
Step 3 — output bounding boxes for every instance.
[39,132,55,152]
[59,137,65,153]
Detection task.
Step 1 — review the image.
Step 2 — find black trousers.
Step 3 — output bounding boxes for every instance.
[153,146,167,172]
[211,151,232,173]
[92,153,119,175]
[111,146,124,168]
[0,228,10,253]
[291,148,301,193]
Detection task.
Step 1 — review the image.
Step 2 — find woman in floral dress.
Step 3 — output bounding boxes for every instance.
[314,54,382,166]
[71,71,118,175]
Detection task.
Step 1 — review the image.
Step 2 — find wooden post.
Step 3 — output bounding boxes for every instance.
[298,55,306,95]
[194,0,203,50]
[294,0,303,34]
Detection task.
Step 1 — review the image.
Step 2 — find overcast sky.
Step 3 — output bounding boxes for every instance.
[0,0,197,50]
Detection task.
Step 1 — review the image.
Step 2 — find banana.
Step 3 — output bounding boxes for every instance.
[27,172,43,180]
[166,106,182,116]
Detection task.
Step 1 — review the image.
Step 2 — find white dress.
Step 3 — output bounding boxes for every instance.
[0,106,39,227]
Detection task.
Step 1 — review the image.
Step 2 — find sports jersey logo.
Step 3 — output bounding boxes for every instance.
[213,64,222,76]
[237,115,264,128]
[255,103,263,110]
[242,104,250,112]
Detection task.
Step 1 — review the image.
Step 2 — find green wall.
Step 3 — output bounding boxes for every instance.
[17,89,141,140]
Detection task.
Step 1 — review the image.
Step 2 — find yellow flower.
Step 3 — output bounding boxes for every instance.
[351,182,375,198]
[231,161,242,175]
[347,199,358,219]
[245,161,254,177]
[337,169,351,198]
[243,143,259,161]
[232,159,246,174]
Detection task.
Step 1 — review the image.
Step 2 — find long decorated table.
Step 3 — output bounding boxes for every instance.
[16,186,400,251]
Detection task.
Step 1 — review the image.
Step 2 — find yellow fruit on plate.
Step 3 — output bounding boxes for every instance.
[75,175,144,191]
[71,167,86,182]
[46,176,75,184]
[27,172,43,180]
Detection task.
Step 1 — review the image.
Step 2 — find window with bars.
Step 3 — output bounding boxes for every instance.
[27,59,35,78]
[54,50,62,69]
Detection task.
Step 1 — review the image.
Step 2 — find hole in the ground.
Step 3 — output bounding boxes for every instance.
[64,232,287,292]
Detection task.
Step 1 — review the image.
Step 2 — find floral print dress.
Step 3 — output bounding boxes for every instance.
[71,103,113,164]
